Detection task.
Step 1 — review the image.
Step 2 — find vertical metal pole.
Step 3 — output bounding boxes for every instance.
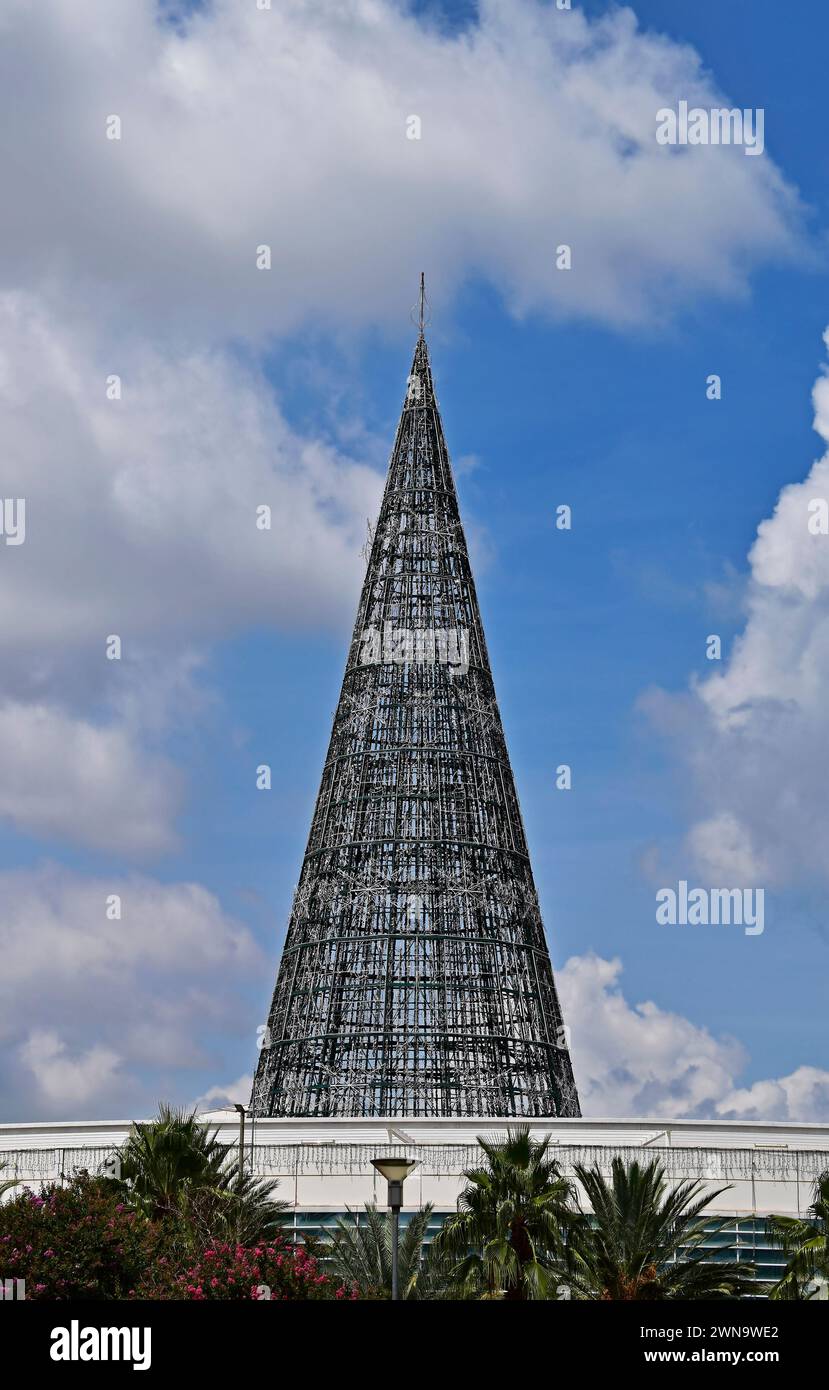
[391,1203,400,1301]
[388,1176,404,1300]
[234,1104,245,1245]
[235,1106,246,1189]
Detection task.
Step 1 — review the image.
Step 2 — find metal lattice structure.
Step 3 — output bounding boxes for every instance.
[252,298,580,1118]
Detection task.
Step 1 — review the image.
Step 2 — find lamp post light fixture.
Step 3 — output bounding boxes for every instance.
[371,1157,419,1301]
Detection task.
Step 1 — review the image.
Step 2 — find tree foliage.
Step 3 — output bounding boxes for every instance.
[116,1103,288,1247]
[768,1169,829,1300]
[432,1127,574,1299]
[325,1203,438,1299]
[555,1156,754,1301]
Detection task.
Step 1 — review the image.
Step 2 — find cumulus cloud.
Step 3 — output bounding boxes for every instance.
[686,813,768,885]
[717,1067,829,1123]
[18,1031,122,1112]
[195,1075,254,1113]
[559,953,829,1121]
[560,953,746,1118]
[1,0,801,340]
[0,291,380,850]
[0,866,262,1120]
[0,293,381,704]
[642,327,829,887]
[0,699,182,853]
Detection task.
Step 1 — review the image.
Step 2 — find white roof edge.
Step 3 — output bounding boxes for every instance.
[2,1114,829,1135]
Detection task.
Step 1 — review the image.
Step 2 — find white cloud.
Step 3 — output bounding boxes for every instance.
[717,1067,829,1123]
[0,293,381,705]
[0,282,382,856]
[560,952,746,1117]
[18,1031,122,1111]
[686,813,768,884]
[559,952,829,1121]
[0,866,262,1120]
[0,700,182,853]
[195,1075,254,1113]
[1,0,801,340]
[642,327,829,886]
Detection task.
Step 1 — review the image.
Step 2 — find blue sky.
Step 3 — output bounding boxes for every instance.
[1,0,827,1121]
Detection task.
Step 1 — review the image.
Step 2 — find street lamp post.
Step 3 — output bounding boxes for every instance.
[371,1157,419,1301]
[233,1104,246,1245]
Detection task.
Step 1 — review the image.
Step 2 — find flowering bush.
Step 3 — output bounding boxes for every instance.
[0,1172,356,1301]
[0,1174,153,1300]
[139,1237,357,1301]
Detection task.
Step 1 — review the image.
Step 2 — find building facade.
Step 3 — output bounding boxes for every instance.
[2,1113,827,1286]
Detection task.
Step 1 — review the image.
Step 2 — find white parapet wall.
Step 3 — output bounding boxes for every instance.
[1,1114,828,1217]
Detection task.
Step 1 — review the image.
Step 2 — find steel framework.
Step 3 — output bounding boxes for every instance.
[252,308,580,1118]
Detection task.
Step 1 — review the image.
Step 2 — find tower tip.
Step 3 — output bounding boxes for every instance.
[409,273,430,340]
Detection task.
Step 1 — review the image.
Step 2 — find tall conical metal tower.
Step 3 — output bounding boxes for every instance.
[252,280,580,1118]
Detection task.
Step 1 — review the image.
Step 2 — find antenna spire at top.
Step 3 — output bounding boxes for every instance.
[410,273,431,335]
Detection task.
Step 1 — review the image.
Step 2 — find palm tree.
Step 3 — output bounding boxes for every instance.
[555,1156,754,1300]
[768,1169,829,1300]
[116,1104,288,1245]
[118,1105,226,1217]
[432,1126,575,1300]
[324,1203,436,1299]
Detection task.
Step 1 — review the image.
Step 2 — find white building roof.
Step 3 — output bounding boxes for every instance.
[2,1113,828,1152]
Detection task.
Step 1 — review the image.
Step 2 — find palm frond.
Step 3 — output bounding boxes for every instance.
[116,1102,288,1245]
[769,1170,829,1300]
[554,1156,752,1300]
[324,1203,435,1298]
